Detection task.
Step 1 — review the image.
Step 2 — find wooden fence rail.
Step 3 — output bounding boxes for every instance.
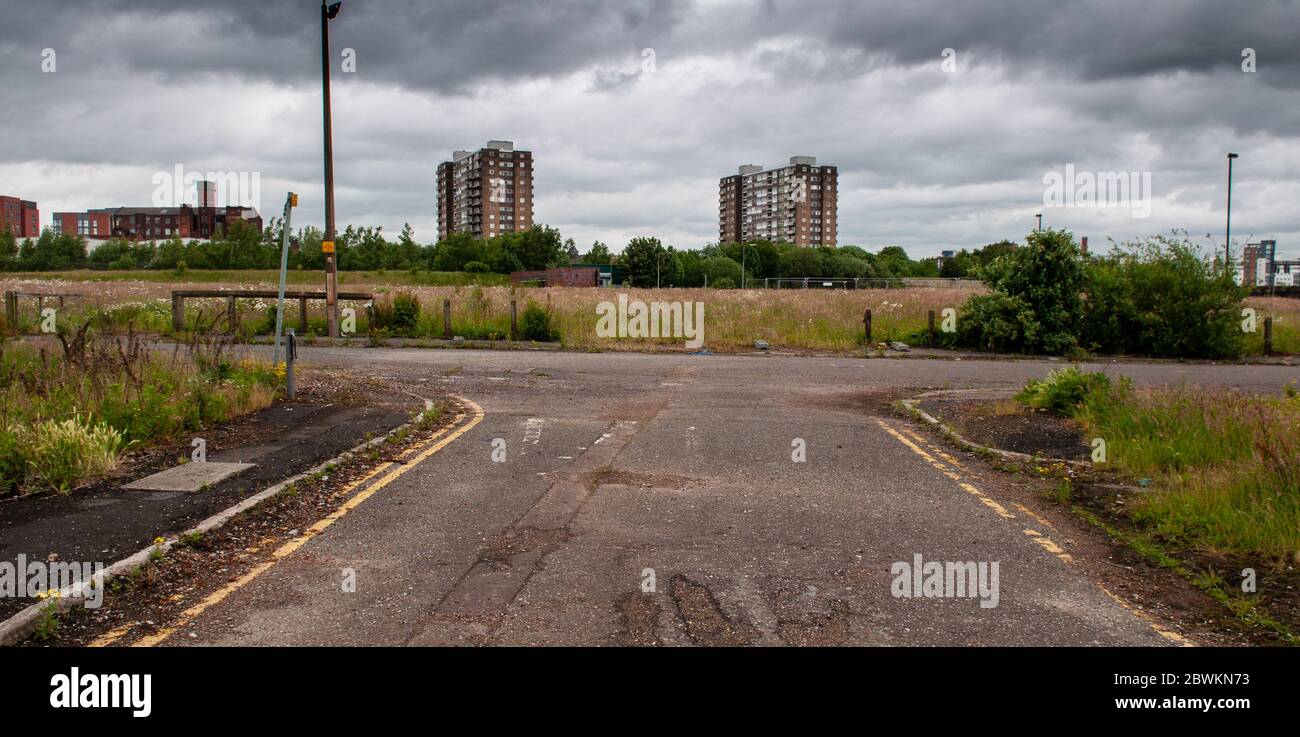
[170,289,372,333]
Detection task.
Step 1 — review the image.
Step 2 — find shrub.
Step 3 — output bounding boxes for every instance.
[463,261,490,273]
[972,228,1086,354]
[520,300,557,342]
[711,277,737,289]
[390,292,421,334]
[1081,235,1247,358]
[954,293,1040,353]
[23,416,125,494]
[1016,366,1110,416]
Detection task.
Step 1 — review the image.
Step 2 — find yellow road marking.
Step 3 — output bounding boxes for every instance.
[1097,584,1193,646]
[1013,502,1056,530]
[901,426,969,471]
[879,417,1190,646]
[90,397,484,648]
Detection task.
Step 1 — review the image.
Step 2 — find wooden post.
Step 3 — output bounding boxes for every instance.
[227,296,238,331]
[4,291,16,327]
[171,293,184,333]
[1264,317,1273,356]
[928,310,936,346]
[510,300,518,341]
[299,296,309,333]
[443,299,452,339]
[863,309,872,344]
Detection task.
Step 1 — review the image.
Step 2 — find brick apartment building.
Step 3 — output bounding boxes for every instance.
[0,196,41,239]
[436,140,534,241]
[53,208,114,240]
[719,156,837,247]
[52,181,261,242]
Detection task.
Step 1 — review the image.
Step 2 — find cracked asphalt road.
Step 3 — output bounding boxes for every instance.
[166,348,1298,646]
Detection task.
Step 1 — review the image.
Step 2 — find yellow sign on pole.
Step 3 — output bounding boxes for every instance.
[321,240,335,254]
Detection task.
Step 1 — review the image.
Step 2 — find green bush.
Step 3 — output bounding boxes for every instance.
[1081,235,1247,358]
[1015,366,1110,416]
[954,293,1040,353]
[463,261,490,273]
[968,228,1086,354]
[520,300,557,342]
[390,292,421,334]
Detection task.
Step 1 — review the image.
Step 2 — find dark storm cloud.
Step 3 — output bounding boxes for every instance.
[2,0,1299,256]
[0,0,690,92]
[5,1,1294,90]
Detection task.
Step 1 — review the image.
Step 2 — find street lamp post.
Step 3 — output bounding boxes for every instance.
[1226,153,1239,268]
[1035,213,1042,231]
[740,243,747,289]
[320,1,342,337]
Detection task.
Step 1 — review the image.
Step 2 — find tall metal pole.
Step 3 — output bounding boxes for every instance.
[740,243,747,289]
[273,193,296,366]
[321,1,339,337]
[1225,153,1238,269]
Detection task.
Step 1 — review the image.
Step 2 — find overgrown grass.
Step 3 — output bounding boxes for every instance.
[1016,370,1300,562]
[0,328,280,496]
[1079,382,1300,562]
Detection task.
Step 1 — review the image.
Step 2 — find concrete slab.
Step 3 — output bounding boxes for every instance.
[123,462,255,492]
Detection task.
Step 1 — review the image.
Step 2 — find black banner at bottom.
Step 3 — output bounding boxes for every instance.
[0,646,1288,724]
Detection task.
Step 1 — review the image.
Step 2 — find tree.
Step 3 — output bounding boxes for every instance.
[702,256,743,286]
[503,225,567,270]
[959,229,1086,354]
[622,236,674,287]
[582,241,612,264]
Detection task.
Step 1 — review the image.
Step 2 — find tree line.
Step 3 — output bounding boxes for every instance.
[0,221,1009,285]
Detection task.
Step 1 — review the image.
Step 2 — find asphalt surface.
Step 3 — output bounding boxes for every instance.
[168,348,1299,646]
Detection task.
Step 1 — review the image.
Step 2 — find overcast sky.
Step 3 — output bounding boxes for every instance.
[2,0,1298,258]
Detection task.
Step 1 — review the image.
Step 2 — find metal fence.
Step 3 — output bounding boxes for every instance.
[760,277,984,290]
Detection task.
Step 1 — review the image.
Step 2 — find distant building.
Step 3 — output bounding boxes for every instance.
[52,208,114,239]
[1240,240,1299,287]
[719,156,837,247]
[0,196,40,239]
[436,140,534,241]
[49,181,261,242]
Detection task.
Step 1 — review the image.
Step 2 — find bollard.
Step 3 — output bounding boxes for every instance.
[285,329,297,400]
[928,310,936,346]
[510,300,518,341]
[171,293,184,333]
[1264,317,1273,356]
[863,309,872,344]
[443,299,452,340]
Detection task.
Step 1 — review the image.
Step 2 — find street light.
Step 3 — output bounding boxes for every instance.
[740,242,748,289]
[320,1,342,337]
[1035,213,1042,231]
[1226,153,1239,268]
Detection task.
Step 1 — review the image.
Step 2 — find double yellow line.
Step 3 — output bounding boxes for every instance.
[91,397,485,648]
[875,418,1191,646]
